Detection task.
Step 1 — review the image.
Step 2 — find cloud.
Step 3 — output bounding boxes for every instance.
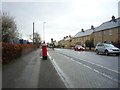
[2,0,119,42]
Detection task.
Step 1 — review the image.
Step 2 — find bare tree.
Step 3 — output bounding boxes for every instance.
[29,32,41,45]
[0,12,2,42]
[2,13,19,42]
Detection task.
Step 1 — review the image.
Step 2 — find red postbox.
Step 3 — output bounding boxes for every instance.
[42,44,47,60]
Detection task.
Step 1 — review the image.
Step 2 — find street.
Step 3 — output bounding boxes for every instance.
[2,48,120,88]
[2,1,120,89]
[48,48,119,88]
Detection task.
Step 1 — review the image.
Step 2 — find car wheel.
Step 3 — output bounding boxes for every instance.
[105,50,109,55]
[116,53,119,56]
[96,50,99,54]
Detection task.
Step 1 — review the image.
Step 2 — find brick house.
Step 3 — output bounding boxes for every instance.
[72,27,95,47]
[94,16,120,46]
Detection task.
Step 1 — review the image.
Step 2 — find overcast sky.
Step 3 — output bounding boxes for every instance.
[2,0,120,43]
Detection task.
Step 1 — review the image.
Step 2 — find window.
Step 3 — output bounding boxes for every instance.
[109,30,112,35]
[94,33,96,37]
[94,40,96,45]
[97,43,104,47]
[98,32,101,36]
[98,40,101,43]
[104,31,106,35]
[118,29,120,34]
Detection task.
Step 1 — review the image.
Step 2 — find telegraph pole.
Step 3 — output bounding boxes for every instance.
[43,22,46,44]
[33,22,34,44]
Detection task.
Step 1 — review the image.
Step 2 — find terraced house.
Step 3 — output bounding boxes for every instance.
[58,16,120,49]
[71,26,95,47]
[94,16,120,45]
[58,35,72,48]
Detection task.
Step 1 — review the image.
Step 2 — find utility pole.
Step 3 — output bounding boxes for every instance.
[43,22,46,44]
[33,22,34,44]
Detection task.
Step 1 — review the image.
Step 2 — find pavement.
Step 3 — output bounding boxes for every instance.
[38,56,66,88]
[2,49,66,88]
[3,48,119,88]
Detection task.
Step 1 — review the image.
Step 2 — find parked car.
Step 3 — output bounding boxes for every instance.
[95,43,120,56]
[74,45,85,51]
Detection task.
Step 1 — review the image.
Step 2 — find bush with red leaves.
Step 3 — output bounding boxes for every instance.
[1,42,37,64]
[113,41,120,49]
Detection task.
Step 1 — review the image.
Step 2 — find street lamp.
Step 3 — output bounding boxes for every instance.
[33,22,34,44]
[43,22,46,44]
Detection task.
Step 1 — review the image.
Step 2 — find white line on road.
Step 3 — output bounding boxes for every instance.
[60,52,120,74]
[62,54,119,83]
[79,57,120,74]
[47,52,72,88]
[48,50,119,85]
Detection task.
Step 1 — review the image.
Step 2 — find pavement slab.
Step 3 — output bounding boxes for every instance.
[2,49,66,88]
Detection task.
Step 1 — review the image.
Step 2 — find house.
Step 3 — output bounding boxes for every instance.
[73,26,95,47]
[58,35,72,48]
[94,16,120,45]
[58,16,120,49]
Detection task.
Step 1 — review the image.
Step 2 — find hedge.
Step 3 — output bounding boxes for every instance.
[1,42,37,64]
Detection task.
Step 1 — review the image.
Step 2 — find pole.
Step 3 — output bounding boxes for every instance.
[43,22,46,43]
[102,30,103,43]
[33,22,34,44]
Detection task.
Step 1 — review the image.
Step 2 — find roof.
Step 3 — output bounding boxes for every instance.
[94,17,120,32]
[64,37,70,40]
[74,29,94,38]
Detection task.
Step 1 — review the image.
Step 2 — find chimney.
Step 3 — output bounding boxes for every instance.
[69,35,71,38]
[81,29,84,32]
[91,25,95,30]
[112,16,116,22]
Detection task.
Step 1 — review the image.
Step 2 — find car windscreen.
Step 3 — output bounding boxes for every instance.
[104,44,115,48]
[78,46,82,47]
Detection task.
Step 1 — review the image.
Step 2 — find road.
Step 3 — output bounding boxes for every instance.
[2,48,120,88]
[48,48,119,88]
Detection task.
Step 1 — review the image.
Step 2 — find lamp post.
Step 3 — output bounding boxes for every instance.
[43,22,46,44]
[42,22,47,60]
[33,22,34,44]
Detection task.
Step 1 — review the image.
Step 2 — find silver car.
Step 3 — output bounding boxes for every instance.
[95,43,120,56]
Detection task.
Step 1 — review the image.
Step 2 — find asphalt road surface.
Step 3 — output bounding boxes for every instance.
[48,48,119,88]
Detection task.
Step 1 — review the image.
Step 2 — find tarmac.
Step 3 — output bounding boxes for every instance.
[38,57,66,88]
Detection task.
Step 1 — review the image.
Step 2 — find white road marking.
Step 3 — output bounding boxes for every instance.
[61,52,120,74]
[47,52,72,88]
[48,51,119,85]
[63,54,119,83]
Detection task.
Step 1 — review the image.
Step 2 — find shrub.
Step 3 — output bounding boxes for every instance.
[113,41,120,49]
[1,42,37,64]
[85,40,94,50]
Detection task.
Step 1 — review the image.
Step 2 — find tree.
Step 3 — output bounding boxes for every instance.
[0,13,2,42]
[85,40,94,50]
[29,32,41,45]
[2,13,20,42]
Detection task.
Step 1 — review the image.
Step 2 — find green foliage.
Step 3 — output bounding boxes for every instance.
[85,40,94,49]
